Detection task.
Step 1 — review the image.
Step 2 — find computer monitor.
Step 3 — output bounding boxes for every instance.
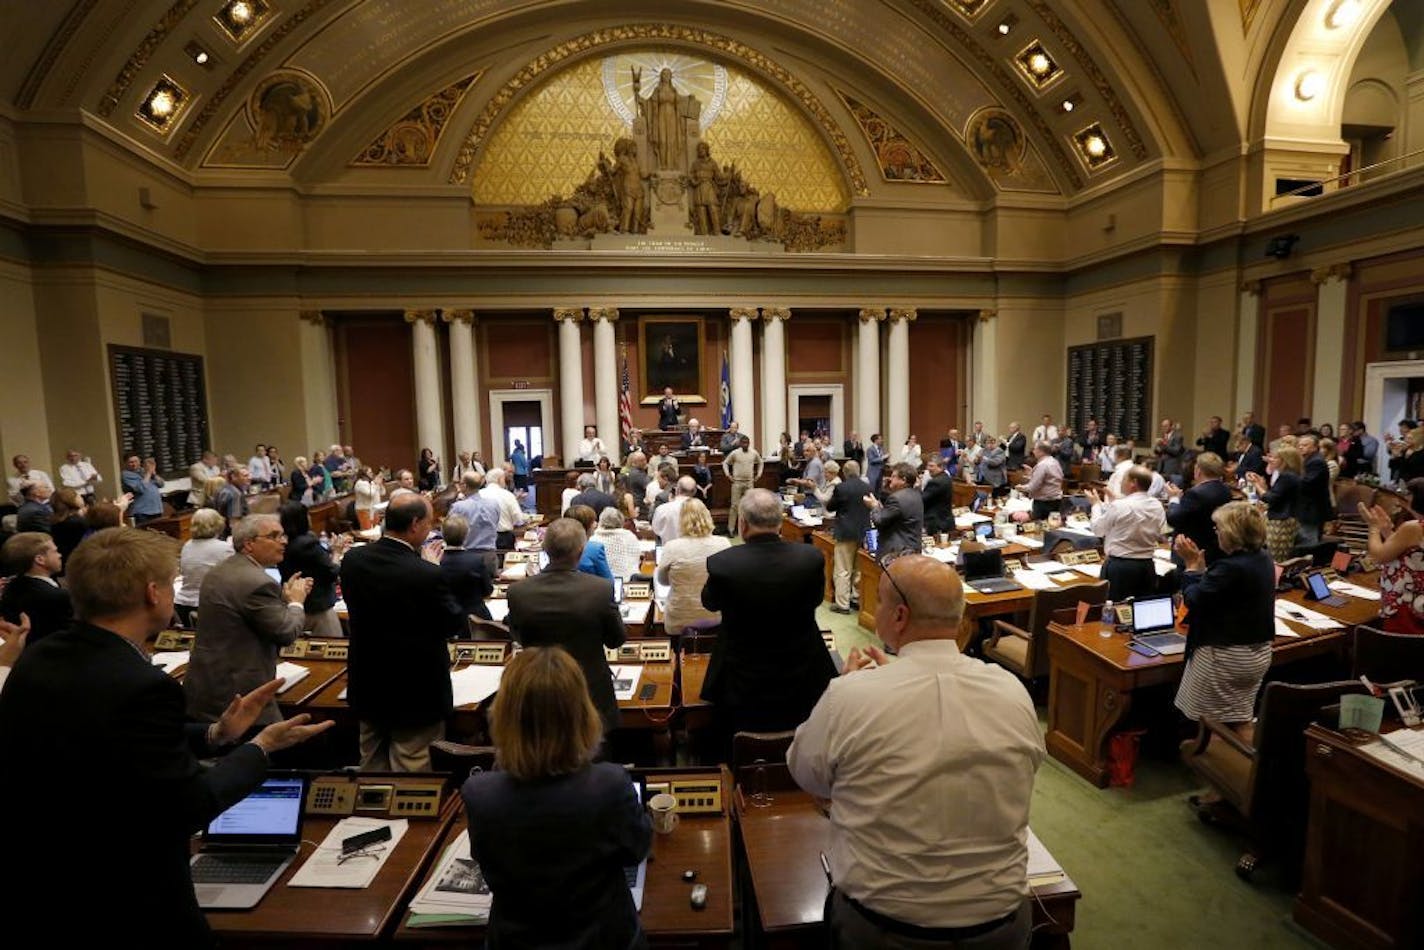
[1130,596,1176,635]
[974,522,994,540]
[204,775,305,847]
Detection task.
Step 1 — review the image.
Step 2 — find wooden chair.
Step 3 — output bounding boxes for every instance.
[466,616,512,641]
[983,582,1108,683]
[731,730,798,792]
[428,740,497,790]
[1352,624,1424,682]
[1180,680,1372,882]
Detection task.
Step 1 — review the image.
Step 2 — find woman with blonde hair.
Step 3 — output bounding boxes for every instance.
[461,646,651,949]
[1247,445,1301,561]
[353,466,383,529]
[655,498,730,633]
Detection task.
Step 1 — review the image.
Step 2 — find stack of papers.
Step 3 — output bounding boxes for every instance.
[1014,571,1057,591]
[151,651,190,674]
[1274,601,1344,630]
[1359,727,1424,780]
[1014,535,1044,550]
[1001,497,1033,514]
[275,661,311,693]
[1026,829,1065,887]
[1027,560,1073,573]
[1071,563,1103,578]
[407,835,491,926]
[955,512,991,527]
[450,664,504,707]
[290,817,409,889]
[619,601,650,624]
[611,665,643,701]
[500,562,528,579]
[925,545,959,564]
[1272,618,1301,639]
[1329,580,1381,601]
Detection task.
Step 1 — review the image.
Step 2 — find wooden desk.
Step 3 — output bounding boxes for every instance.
[1295,723,1424,949]
[679,651,713,732]
[617,662,678,731]
[811,531,836,603]
[1045,578,1379,787]
[735,789,1079,949]
[780,516,818,545]
[204,795,458,943]
[279,657,348,710]
[533,462,781,522]
[394,768,737,948]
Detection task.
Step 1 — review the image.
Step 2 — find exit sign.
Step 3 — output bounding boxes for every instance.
[512,380,529,390]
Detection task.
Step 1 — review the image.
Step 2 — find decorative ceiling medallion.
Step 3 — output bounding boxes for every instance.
[247,70,329,151]
[965,107,1026,173]
[601,53,726,133]
[1013,40,1064,91]
[214,0,271,43]
[136,74,190,135]
[352,72,480,166]
[1072,123,1117,170]
[941,0,990,19]
[836,91,947,183]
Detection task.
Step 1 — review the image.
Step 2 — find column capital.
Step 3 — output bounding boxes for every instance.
[441,309,475,325]
[1309,262,1353,286]
[298,309,329,327]
[404,309,438,326]
[553,307,585,323]
[888,307,918,324]
[858,307,886,323]
[729,307,760,322]
[1239,279,1263,296]
[977,309,997,323]
[761,306,791,322]
[587,307,620,323]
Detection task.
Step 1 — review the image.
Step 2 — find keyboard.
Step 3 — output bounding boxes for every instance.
[191,853,289,884]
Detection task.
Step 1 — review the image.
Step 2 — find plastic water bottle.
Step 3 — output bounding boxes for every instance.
[1100,599,1114,637]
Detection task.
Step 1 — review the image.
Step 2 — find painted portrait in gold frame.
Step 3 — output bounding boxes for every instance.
[638,315,706,405]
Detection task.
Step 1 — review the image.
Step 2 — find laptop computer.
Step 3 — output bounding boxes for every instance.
[1304,570,1349,607]
[1130,596,1186,655]
[625,776,648,910]
[962,548,1024,594]
[191,774,306,910]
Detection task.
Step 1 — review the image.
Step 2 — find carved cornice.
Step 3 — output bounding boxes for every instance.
[553,307,585,323]
[729,307,760,322]
[404,309,438,325]
[16,0,101,110]
[298,309,328,327]
[1240,279,1263,296]
[762,306,792,322]
[441,309,475,325]
[1310,263,1353,286]
[448,24,868,197]
[97,0,198,117]
[977,308,997,323]
[888,308,918,323]
[588,307,620,322]
[858,307,887,323]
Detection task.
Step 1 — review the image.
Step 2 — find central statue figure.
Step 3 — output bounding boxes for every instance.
[633,66,698,172]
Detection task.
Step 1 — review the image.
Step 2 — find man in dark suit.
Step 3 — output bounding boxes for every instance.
[680,418,708,451]
[1196,416,1230,458]
[1004,423,1028,472]
[1233,440,1266,479]
[440,513,494,622]
[569,472,617,516]
[825,460,872,614]
[921,456,955,536]
[15,479,53,533]
[865,463,924,556]
[0,532,72,645]
[1166,452,1234,564]
[185,514,311,726]
[0,527,330,944]
[702,488,834,734]
[657,387,681,430]
[507,518,626,732]
[342,495,466,771]
[843,432,865,466]
[1296,435,1334,546]
[1240,411,1266,452]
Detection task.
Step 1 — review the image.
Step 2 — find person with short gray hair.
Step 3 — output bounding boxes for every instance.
[175,508,235,626]
[593,507,642,580]
[440,514,494,621]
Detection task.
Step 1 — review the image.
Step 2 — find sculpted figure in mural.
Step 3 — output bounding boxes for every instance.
[726,167,758,238]
[634,67,698,172]
[611,137,647,233]
[687,141,726,236]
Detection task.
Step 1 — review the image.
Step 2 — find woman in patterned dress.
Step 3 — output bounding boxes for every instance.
[1247,445,1301,562]
[1360,502,1424,634]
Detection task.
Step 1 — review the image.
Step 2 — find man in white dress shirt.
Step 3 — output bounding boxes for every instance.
[577,425,608,464]
[788,554,1044,949]
[8,455,54,508]
[1031,414,1059,444]
[479,468,526,550]
[1087,466,1166,601]
[58,450,102,501]
[651,476,696,543]
[246,444,272,490]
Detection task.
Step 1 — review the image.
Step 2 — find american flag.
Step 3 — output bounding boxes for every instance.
[618,344,634,447]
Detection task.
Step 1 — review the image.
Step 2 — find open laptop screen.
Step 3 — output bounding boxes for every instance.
[1306,571,1332,601]
[1131,596,1176,635]
[205,775,305,846]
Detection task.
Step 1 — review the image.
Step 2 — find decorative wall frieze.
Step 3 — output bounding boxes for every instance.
[835,91,947,184]
[352,72,480,166]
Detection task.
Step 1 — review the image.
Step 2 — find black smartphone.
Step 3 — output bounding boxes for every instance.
[638,682,657,701]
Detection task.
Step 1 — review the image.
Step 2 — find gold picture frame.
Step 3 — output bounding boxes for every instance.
[638,315,707,405]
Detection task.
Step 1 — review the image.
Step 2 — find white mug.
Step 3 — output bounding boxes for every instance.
[648,792,679,834]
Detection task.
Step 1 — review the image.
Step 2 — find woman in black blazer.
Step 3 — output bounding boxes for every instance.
[1171,501,1275,725]
[462,647,652,949]
[1247,444,1301,562]
[276,501,344,638]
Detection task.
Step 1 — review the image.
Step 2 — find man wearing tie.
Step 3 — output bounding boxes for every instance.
[657,387,681,430]
[843,432,865,466]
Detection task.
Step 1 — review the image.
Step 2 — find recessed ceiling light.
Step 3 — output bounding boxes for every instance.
[1061,98,1076,113]
[1326,0,1363,29]
[1295,69,1324,101]
[998,21,1012,35]
[215,0,270,41]
[195,51,208,65]
[230,0,253,23]
[136,75,188,133]
[1014,41,1063,90]
[1028,53,1051,76]
[1084,135,1106,157]
[1072,123,1116,169]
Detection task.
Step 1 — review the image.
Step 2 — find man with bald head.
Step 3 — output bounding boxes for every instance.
[340,494,466,771]
[1295,434,1333,545]
[789,554,1044,949]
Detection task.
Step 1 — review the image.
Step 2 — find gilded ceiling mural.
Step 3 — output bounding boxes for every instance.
[836,92,947,183]
[352,72,480,166]
[471,50,850,213]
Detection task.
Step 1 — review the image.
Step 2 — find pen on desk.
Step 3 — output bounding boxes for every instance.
[1360,675,1382,698]
[819,851,833,885]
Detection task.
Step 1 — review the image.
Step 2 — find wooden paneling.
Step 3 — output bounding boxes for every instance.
[482,319,554,382]
[1343,249,1424,417]
[1256,274,1317,436]
[334,317,414,473]
[786,320,845,376]
[907,313,969,441]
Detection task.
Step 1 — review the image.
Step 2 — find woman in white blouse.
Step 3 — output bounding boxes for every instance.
[655,499,731,634]
[899,435,923,469]
[593,507,643,579]
[353,466,384,529]
[174,508,234,627]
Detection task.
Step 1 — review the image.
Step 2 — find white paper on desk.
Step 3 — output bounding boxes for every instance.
[1047,571,1081,583]
[1015,570,1057,591]
[1359,731,1424,780]
[450,664,504,707]
[409,834,492,918]
[1055,525,1096,537]
[485,599,510,622]
[1273,618,1301,638]
[275,661,311,693]
[501,561,527,579]
[1153,559,1177,577]
[926,546,958,564]
[1013,535,1044,550]
[611,664,642,701]
[1072,563,1103,578]
[1026,828,1065,885]
[1001,497,1033,513]
[620,601,650,624]
[1153,548,1174,561]
[289,817,410,889]
[1028,560,1073,573]
[1273,601,1343,630]
[955,512,991,527]
[1330,581,1382,601]
[638,539,658,554]
[151,651,189,673]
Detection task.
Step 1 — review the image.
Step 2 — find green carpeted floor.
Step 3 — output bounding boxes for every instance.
[814,602,1330,949]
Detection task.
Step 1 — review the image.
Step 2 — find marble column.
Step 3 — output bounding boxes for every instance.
[1234,281,1261,423]
[970,309,998,432]
[589,307,620,460]
[729,307,758,448]
[404,309,445,465]
[760,307,790,453]
[297,310,340,450]
[554,308,586,466]
[856,308,884,440]
[442,309,479,460]
[1311,264,1352,428]
[886,308,916,451]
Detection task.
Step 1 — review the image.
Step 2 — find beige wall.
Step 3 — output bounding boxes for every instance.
[0,261,52,472]
[991,303,1065,430]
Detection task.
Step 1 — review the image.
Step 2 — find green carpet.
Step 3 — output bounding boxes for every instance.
[814,602,1330,949]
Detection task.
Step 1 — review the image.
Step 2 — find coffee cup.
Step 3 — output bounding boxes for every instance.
[649,792,679,834]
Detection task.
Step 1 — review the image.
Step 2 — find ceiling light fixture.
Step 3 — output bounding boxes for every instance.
[1061,96,1078,113]
[230,0,253,23]
[1295,69,1324,102]
[1072,123,1116,170]
[195,50,209,65]
[1014,41,1063,90]
[215,0,270,41]
[1028,52,1051,76]
[1326,0,1363,29]
[998,21,1012,35]
[136,75,188,133]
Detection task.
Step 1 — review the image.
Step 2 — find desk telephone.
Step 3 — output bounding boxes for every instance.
[1059,550,1103,566]
[279,639,348,661]
[448,642,508,664]
[605,640,672,663]
[307,774,445,819]
[154,630,195,650]
[624,579,652,600]
[643,773,723,815]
